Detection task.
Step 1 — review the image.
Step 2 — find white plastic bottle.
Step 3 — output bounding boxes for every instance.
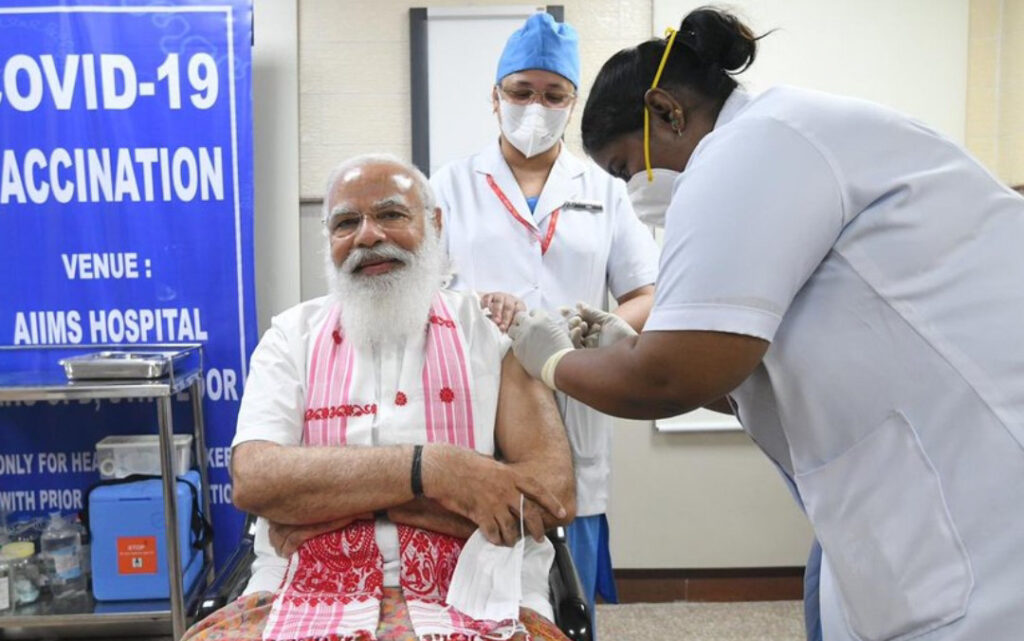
[40,512,86,599]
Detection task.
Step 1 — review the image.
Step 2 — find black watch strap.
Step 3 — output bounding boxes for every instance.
[411,444,424,497]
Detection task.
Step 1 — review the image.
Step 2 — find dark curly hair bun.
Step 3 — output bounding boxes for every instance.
[680,7,757,73]
[581,5,764,155]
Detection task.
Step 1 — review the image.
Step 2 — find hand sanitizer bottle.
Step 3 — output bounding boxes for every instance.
[40,512,86,599]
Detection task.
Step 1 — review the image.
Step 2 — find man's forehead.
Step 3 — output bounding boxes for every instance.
[328,163,419,209]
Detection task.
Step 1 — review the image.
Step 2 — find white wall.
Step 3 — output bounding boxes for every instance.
[966,0,1024,184]
[252,0,301,332]
[653,0,970,142]
[611,424,812,567]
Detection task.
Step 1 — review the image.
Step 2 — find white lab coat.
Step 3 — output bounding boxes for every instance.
[431,140,659,516]
[646,86,1024,640]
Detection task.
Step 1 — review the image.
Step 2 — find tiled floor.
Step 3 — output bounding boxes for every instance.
[596,600,805,641]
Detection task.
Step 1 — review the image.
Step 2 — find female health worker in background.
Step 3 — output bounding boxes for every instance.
[509,7,1024,641]
[430,12,660,619]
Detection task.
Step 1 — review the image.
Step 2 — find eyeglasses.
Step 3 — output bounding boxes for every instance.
[498,85,576,109]
[324,209,417,238]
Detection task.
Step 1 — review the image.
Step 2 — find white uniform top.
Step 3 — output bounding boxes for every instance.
[431,141,659,516]
[647,86,1024,641]
[232,290,554,620]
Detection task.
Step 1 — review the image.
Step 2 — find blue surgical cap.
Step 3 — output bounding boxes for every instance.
[496,12,580,88]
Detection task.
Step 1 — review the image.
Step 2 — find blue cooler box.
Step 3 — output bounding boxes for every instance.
[89,470,204,601]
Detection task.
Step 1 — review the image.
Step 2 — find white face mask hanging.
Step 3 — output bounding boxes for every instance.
[445,495,527,627]
[626,168,680,228]
[499,100,571,159]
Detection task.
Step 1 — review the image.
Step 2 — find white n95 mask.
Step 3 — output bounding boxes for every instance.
[446,498,526,627]
[626,168,680,227]
[499,101,570,158]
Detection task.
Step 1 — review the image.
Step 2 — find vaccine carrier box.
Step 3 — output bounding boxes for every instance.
[89,471,204,600]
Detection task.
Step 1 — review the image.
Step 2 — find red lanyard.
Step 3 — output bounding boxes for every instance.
[486,174,560,255]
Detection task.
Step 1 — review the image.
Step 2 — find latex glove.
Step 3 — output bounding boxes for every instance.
[559,306,588,348]
[575,302,638,348]
[508,309,574,387]
[480,291,526,333]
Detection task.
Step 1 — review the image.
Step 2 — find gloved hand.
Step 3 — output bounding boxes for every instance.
[559,306,588,348]
[508,309,574,387]
[574,302,638,348]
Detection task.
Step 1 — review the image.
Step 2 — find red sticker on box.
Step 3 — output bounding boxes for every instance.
[117,536,158,574]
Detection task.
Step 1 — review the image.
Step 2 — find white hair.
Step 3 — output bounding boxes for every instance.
[320,153,436,233]
[323,221,445,350]
[319,153,450,349]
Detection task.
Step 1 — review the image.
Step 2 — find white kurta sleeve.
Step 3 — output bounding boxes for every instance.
[645,117,845,341]
[606,180,660,299]
[231,314,305,448]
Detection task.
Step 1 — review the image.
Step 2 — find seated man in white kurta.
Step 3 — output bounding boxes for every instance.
[183,154,575,641]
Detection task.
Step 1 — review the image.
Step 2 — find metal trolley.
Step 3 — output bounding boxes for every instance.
[0,345,212,640]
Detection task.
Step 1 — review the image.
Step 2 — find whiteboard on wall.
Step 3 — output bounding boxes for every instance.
[651,0,969,143]
[655,407,742,432]
[411,5,563,177]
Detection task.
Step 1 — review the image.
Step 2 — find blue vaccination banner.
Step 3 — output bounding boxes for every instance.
[0,0,256,570]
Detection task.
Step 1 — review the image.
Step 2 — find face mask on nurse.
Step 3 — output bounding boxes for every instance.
[497,81,575,158]
[626,168,679,227]
[590,28,699,228]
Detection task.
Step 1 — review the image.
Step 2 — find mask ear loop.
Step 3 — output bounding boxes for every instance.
[518,493,525,541]
[645,27,680,182]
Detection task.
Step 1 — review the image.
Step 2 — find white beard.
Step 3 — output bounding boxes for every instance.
[324,227,446,351]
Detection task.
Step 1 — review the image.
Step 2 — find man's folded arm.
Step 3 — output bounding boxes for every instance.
[386,496,476,539]
[231,440,418,526]
[232,435,566,544]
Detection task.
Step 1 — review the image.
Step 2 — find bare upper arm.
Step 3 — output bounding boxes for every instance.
[493,352,575,522]
[493,352,569,465]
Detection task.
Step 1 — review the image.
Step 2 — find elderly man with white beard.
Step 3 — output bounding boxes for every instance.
[182,154,576,641]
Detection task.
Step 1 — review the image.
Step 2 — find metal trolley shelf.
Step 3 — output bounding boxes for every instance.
[0,345,213,640]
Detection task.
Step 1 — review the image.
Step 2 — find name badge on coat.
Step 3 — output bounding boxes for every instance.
[561,200,603,213]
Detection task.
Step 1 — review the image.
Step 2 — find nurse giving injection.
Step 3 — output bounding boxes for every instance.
[511,7,1024,641]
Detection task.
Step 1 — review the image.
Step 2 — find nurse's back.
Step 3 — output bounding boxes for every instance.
[735,85,1024,441]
